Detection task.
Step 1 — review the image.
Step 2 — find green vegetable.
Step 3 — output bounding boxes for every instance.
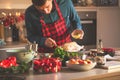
[53,47,80,58]
[53,47,80,66]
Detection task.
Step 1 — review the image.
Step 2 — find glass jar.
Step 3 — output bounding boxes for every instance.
[4,26,12,42]
[95,54,106,65]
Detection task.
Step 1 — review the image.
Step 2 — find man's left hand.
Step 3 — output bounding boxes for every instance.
[71,29,84,39]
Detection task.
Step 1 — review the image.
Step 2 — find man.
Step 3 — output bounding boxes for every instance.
[25,0,84,53]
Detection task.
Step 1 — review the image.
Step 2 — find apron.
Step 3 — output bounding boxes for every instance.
[38,0,71,53]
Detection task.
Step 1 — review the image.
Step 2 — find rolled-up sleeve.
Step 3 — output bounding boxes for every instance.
[68,0,82,30]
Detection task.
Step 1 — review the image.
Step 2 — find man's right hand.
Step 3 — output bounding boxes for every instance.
[45,38,57,48]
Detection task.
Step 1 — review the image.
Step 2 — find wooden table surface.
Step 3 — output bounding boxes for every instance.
[74,71,120,80]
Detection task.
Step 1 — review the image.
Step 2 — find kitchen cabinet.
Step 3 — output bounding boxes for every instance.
[75,7,120,48]
[97,8,120,48]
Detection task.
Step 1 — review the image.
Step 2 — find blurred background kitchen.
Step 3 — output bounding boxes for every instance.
[0,0,120,50]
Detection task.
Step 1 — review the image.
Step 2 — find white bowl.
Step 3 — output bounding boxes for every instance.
[6,49,35,63]
[66,61,96,71]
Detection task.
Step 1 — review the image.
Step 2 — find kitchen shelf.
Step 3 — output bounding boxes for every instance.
[75,6,120,11]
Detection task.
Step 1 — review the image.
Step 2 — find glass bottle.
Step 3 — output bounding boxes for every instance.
[11,24,19,42]
[4,26,12,42]
[97,39,103,53]
[96,39,106,65]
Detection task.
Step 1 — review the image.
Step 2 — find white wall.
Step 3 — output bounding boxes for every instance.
[0,0,32,9]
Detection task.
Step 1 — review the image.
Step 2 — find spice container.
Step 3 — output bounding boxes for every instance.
[88,50,106,65]
[94,53,106,65]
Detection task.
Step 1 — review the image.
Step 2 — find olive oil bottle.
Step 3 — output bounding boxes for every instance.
[97,39,103,53]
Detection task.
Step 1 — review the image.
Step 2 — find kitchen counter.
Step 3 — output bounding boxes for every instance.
[0,64,120,80]
[25,67,120,80]
[1,42,120,80]
[0,42,27,50]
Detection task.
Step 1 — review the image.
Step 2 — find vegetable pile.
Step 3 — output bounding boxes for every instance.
[53,47,80,59]
[102,48,115,57]
[33,58,61,73]
[53,47,82,66]
[0,56,30,74]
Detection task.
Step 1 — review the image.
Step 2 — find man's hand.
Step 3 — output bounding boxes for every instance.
[45,38,57,48]
[71,29,84,39]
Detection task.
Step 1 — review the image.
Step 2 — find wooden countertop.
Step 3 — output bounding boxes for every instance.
[25,67,120,80]
[74,71,120,80]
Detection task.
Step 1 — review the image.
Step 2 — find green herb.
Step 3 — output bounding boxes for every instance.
[53,47,81,66]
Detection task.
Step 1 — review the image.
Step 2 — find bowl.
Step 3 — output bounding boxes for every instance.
[66,61,96,71]
[6,49,35,63]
